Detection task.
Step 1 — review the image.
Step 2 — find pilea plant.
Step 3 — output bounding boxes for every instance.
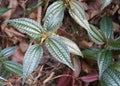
[83,15,120,86]
[6,0,116,85]
[0,46,22,85]
[7,0,85,84]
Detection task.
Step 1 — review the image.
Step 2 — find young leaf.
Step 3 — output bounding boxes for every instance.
[0,46,17,58]
[100,68,120,86]
[82,47,101,61]
[100,15,113,40]
[26,0,43,15]
[45,35,74,70]
[60,36,83,57]
[3,61,22,76]
[101,0,112,10]
[0,8,10,15]
[107,37,120,50]
[97,50,112,78]
[110,62,120,73]
[43,1,65,31]
[69,0,90,32]
[23,44,43,84]
[7,18,44,39]
[88,25,105,45]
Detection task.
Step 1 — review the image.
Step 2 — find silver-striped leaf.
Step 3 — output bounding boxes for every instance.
[97,50,112,78]
[100,68,120,86]
[23,44,43,84]
[60,36,83,57]
[45,35,74,70]
[43,1,65,31]
[88,25,105,45]
[100,15,113,40]
[7,18,44,39]
[3,61,23,76]
[69,0,91,32]
[101,0,112,10]
[0,46,17,58]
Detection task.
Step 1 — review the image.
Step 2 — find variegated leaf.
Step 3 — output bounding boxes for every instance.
[100,15,113,40]
[100,68,120,86]
[88,25,105,45]
[0,46,17,58]
[60,36,83,57]
[97,50,112,78]
[101,0,112,10]
[23,44,43,84]
[45,35,74,70]
[43,1,65,31]
[3,61,23,76]
[7,18,44,39]
[69,0,90,32]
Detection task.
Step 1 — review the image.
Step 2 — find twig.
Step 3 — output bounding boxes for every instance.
[37,0,42,24]
[43,72,55,86]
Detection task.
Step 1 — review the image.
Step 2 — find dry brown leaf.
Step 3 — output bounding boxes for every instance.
[1,0,18,30]
[11,47,24,63]
[19,41,29,53]
[73,57,81,77]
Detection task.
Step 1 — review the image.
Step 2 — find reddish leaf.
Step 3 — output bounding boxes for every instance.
[81,73,98,83]
[57,76,73,86]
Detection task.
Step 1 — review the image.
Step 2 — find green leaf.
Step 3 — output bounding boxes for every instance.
[101,0,112,10]
[110,62,120,73]
[0,46,17,58]
[69,0,90,32]
[0,66,10,79]
[43,1,65,31]
[100,15,113,40]
[7,18,44,39]
[0,8,10,15]
[3,61,22,76]
[82,47,101,61]
[100,68,120,86]
[97,50,112,78]
[23,44,43,84]
[26,0,44,15]
[107,37,120,50]
[88,25,105,45]
[45,35,74,70]
[60,36,83,57]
